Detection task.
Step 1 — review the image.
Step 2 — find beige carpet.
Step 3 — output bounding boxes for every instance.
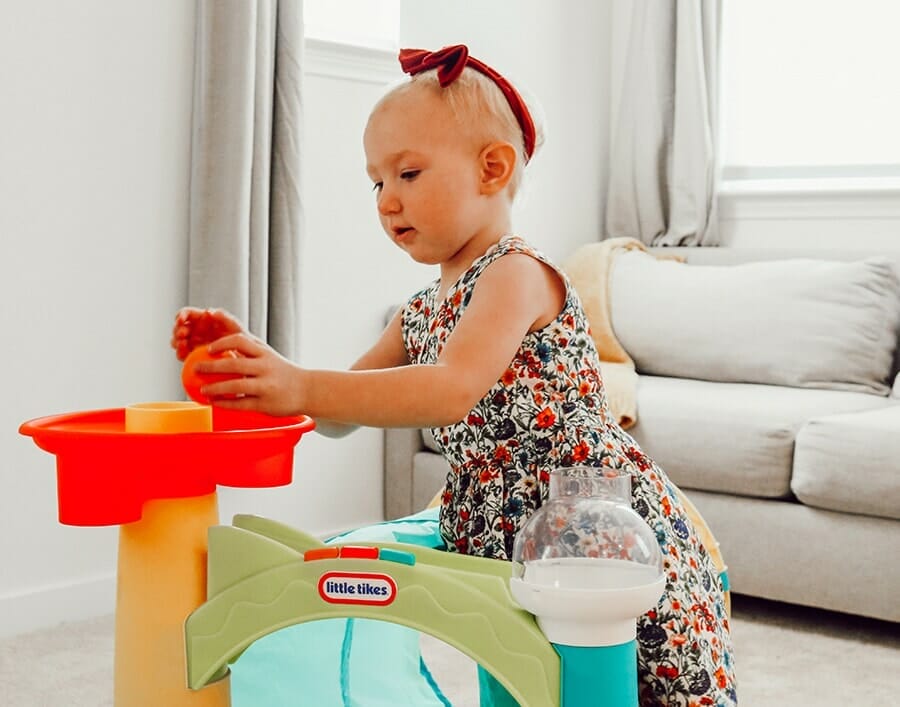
[1,595,897,706]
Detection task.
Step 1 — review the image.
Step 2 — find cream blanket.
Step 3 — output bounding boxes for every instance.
[562,237,650,430]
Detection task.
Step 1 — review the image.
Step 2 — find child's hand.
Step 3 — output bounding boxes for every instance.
[171,307,244,361]
[194,332,305,417]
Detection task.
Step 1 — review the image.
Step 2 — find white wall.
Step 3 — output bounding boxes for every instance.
[0,2,613,637]
[0,2,196,637]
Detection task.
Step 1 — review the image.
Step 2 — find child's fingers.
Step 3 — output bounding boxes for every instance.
[174,306,204,325]
[200,394,256,411]
[175,341,193,361]
[201,383,247,399]
[208,332,264,358]
[194,354,251,377]
[172,323,191,342]
[200,377,254,402]
[192,315,215,339]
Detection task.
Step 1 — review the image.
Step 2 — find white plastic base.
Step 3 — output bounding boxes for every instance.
[509,558,665,646]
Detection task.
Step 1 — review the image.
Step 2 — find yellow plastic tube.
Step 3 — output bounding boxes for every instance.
[115,402,230,707]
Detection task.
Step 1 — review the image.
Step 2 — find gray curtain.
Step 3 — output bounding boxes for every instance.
[605,0,721,246]
[189,0,303,357]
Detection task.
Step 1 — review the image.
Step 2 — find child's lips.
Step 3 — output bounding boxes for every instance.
[393,226,414,242]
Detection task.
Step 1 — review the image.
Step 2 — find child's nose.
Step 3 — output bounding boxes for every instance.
[377,187,400,215]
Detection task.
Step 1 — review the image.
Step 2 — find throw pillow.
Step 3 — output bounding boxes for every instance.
[609,251,900,395]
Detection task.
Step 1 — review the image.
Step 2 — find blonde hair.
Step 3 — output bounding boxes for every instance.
[375,67,545,198]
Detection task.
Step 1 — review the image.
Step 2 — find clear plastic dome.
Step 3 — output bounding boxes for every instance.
[512,466,662,581]
[509,467,665,645]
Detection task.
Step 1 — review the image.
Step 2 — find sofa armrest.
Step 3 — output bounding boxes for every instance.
[384,426,426,519]
[379,302,421,520]
[381,303,421,519]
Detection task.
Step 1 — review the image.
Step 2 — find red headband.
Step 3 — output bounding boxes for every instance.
[398,44,537,163]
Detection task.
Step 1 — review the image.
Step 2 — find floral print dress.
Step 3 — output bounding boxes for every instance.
[401,236,737,706]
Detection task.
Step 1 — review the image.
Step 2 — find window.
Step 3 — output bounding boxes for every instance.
[721,0,900,186]
[303,0,400,51]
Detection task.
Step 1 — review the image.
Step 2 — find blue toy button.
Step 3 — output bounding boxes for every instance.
[378,548,416,566]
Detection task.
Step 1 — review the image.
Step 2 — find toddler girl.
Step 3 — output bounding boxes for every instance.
[173,44,737,707]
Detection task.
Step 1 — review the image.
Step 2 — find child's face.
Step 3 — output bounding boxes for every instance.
[364,88,490,265]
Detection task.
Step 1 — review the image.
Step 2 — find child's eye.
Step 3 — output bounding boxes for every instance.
[372,181,383,193]
[400,170,420,181]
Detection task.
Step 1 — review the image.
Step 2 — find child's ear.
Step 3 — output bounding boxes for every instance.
[478,142,517,196]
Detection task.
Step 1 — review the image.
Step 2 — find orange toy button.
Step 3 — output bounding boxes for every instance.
[181,347,242,405]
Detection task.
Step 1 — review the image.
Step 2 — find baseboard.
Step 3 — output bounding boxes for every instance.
[0,572,116,639]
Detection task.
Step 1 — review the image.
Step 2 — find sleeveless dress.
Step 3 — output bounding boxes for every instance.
[401,236,738,707]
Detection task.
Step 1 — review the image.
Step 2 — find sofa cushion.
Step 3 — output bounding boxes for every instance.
[792,405,900,521]
[627,376,893,499]
[610,251,900,395]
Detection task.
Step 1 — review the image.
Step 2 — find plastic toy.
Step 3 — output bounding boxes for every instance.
[179,467,664,707]
[20,401,314,707]
[186,515,561,705]
[510,467,665,706]
[20,355,689,705]
[181,346,241,404]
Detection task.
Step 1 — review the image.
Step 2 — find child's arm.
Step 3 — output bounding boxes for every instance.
[312,307,410,437]
[199,254,565,427]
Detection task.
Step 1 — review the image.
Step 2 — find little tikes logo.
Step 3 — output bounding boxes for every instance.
[317,571,398,606]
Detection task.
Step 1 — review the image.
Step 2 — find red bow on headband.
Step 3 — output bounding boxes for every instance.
[398,44,537,162]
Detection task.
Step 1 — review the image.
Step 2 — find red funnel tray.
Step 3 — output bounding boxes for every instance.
[20,408,315,527]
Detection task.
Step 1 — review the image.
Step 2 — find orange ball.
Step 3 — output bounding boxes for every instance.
[181,347,241,404]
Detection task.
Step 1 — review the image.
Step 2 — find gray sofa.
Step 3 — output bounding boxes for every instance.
[383,247,900,623]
